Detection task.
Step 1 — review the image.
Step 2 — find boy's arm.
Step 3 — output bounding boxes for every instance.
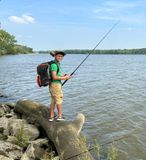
[52,71,70,80]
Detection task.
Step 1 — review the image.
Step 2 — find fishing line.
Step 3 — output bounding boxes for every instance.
[62,20,120,86]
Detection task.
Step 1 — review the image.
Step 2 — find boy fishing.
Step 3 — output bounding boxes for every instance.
[48,51,71,121]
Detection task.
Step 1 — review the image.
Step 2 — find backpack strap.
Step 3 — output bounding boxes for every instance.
[49,61,60,74]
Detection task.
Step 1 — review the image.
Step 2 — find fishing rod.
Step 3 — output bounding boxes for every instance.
[62,20,120,86]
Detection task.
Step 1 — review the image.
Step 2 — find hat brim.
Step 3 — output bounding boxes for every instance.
[50,51,66,57]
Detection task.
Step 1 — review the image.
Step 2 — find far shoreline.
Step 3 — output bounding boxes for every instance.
[1,48,146,55]
[37,48,146,55]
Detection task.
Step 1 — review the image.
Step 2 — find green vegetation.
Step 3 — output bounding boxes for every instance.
[42,149,56,160]
[64,48,146,54]
[90,141,118,160]
[12,125,29,148]
[38,48,146,54]
[79,135,118,160]
[107,143,118,160]
[0,29,33,55]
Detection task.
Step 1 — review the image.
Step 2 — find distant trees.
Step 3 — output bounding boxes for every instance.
[38,49,146,55]
[63,48,146,54]
[0,29,33,55]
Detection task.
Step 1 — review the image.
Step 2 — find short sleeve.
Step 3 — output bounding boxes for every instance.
[51,63,57,71]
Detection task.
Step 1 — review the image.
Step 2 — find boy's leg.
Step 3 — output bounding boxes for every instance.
[50,83,64,120]
[56,103,63,118]
[49,101,55,118]
[49,84,56,119]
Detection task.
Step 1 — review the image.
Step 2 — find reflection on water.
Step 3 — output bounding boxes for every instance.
[0,54,146,159]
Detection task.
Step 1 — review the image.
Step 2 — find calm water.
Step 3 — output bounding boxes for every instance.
[0,54,146,160]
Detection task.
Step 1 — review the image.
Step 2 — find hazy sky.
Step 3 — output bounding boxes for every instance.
[0,0,146,51]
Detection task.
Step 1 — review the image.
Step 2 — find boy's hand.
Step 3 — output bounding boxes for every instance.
[64,74,71,80]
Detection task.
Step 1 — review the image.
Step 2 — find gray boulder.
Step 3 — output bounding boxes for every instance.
[8,118,40,141]
[21,138,49,160]
[15,99,94,160]
[0,141,23,159]
[0,117,9,136]
[0,155,14,160]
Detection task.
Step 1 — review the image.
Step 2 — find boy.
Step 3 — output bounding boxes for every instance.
[49,51,71,121]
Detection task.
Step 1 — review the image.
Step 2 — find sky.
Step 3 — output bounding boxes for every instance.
[0,0,146,51]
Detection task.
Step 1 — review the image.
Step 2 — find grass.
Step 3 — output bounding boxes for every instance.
[81,138,119,160]
[107,143,118,160]
[12,124,29,149]
[92,141,119,160]
[78,135,118,160]
[42,150,54,160]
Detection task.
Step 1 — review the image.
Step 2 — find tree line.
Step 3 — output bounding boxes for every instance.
[1,28,145,55]
[64,48,146,54]
[0,29,33,55]
[38,48,146,55]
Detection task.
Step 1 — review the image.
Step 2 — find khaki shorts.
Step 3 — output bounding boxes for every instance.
[49,83,63,105]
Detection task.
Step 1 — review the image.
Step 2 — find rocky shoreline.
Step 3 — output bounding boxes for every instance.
[0,101,59,160]
[0,99,94,160]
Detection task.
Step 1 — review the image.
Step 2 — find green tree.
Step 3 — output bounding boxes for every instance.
[0,29,17,55]
[0,29,33,55]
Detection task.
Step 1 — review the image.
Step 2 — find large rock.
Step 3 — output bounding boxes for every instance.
[0,107,5,117]
[5,103,16,109]
[15,99,94,160]
[0,141,23,159]
[0,104,10,117]
[0,104,11,113]
[8,118,40,141]
[0,103,17,119]
[0,155,14,160]
[0,117,9,136]
[21,138,49,160]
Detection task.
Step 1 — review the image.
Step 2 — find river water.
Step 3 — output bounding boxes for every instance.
[0,53,146,159]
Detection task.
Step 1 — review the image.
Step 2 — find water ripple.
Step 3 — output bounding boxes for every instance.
[1,54,146,159]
